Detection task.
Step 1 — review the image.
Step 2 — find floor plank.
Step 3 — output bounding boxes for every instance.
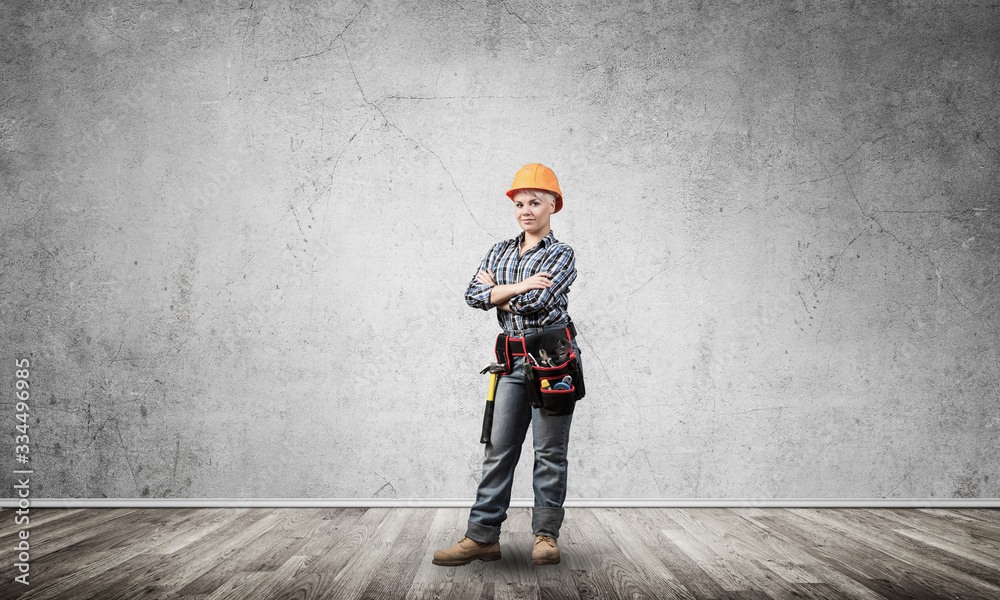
[796,508,1000,598]
[755,509,990,600]
[0,507,997,599]
[592,508,695,599]
[357,508,436,600]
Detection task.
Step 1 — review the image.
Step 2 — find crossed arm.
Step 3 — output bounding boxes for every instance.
[465,244,576,314]
[476,269,554,312]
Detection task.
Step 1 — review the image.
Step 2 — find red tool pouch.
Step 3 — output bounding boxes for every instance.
[493,324,585,416]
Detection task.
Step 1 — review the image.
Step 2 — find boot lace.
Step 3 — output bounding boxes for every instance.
[458,536,489,546]
[535,535,556,546]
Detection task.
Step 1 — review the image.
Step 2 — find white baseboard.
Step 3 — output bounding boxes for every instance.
[3,498,999,508]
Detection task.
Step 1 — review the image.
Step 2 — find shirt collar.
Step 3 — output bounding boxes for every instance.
[515,230,556,248]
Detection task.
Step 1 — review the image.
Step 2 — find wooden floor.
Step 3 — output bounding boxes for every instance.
[1,507,998,599]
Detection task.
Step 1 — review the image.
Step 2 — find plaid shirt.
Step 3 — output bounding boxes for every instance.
[465,231,577,332]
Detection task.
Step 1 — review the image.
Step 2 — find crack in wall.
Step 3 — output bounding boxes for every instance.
[114,419,141,494]
[816,164,998,345]
[340,40,495,237]
[276,1,369,63]
[501,1,548,51]
[845,169,994,324]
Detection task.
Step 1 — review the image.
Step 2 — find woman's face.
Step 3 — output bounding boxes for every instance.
[513,191,554,235]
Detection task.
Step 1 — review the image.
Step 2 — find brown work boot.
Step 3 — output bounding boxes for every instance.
[432,537,502,566]
[532,535,560,565]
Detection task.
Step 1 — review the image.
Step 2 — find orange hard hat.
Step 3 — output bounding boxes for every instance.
[506,163,563,213]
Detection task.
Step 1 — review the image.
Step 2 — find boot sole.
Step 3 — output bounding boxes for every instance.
[532,556,561,566]
[433,552,502,566]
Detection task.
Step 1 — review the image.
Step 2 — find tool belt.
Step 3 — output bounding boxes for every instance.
[493,321,585,416]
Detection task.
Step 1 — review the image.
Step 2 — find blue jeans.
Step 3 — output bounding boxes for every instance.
[465,325,582,544]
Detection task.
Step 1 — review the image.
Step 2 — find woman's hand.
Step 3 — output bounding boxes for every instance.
[480,269,552,308]
[477,269,497,286]
[517,272,553,294]
[480,269,552,295]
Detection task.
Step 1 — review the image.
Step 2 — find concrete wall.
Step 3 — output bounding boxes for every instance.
[2,0,998,501]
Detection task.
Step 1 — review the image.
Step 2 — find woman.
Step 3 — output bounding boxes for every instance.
[433,163,582,567]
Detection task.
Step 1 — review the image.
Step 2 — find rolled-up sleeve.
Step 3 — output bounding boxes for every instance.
[509,245,576,315]
[465,245,498,311]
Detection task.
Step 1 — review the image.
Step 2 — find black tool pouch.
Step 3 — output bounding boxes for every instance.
[494,324,585,416]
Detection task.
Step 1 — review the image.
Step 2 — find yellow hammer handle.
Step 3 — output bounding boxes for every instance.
[487,373,498,403]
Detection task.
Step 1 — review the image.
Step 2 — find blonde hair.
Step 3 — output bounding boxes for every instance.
[512,188,557,206]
